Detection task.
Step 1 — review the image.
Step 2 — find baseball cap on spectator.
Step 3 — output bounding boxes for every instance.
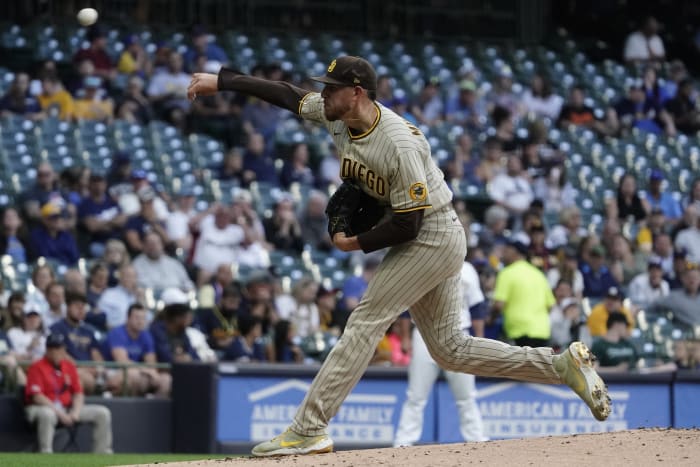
[131,169,147,180]
[84,75,103,89]
[316,286,339,300]
[86,25,106,42]
[590,245,605,257]
[506,238,529,256]
[23,303,41,316]
[46,333,66,348]
[137,185,156,202]
[649,168,665,182]
[123,34,139,47]
[40,202,62,218]
[113,151,131,166]
[246,269,273,286]
[459,79,477,92]
[310,56,378,91]
[497,65,513,78]
[648,256,663,269]
[161,287,189,306]
[392,94,408,107]
[89,171,106,182]
[177,185,196,197]
[606,286,623,300]
[232,189,252,204]
[674,247,688,259]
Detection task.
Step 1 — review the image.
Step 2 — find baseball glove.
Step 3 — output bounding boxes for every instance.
[326,182,385,237]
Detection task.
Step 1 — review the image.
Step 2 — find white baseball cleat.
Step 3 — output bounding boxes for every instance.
[554,341,612,421]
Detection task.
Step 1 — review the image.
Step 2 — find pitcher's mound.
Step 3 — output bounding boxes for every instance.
[134,428,700,466]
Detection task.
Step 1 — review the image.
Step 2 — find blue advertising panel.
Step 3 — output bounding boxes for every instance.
[673,383,700,428]
[217,376,435,445]
[437,381,670,442]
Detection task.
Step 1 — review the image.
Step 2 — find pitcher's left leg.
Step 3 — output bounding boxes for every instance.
[411,274,561,383]
[411,275,611,420]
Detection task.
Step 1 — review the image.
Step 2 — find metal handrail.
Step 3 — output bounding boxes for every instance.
[1,360,172,396]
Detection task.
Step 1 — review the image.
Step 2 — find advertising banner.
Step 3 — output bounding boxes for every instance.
[217,376,435,444]
[673,382,700,428]
[437,382,670,442]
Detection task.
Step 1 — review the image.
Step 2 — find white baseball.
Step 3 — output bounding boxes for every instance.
[77,8,99,27]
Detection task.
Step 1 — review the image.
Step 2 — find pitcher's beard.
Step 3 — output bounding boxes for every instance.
[324,102,352,122]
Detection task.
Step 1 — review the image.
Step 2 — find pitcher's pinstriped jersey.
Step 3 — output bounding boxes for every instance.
[298,93,453,214]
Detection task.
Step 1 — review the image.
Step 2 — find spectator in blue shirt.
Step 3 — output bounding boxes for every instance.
[78,172,127,258]
[106,303,170,397]
[49,292,105,394]
[280,143,315,189]
[645,168,682,223]
[581,245,619,299]
[18,162,66,227]
[28,202,80,266]
[0,207,29,264]
[123,186,170,255]
[222,315,267,362]
[242,132,279,186]
[341,255,382,312]
[183,26,229,73]
[150,303,198,364]
[0,72,43,119]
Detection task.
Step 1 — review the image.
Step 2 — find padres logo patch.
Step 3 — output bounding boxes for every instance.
[409,182,427,201]
[328,60,337,72]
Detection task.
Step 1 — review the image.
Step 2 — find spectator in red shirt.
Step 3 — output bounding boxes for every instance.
[24,333,112,453]
[72,26,116,82]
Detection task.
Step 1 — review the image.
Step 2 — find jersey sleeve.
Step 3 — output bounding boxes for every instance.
[389,150,431,213]
[298,92,328,125]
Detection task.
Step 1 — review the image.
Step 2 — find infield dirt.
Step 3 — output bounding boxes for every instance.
[127,428,700,466]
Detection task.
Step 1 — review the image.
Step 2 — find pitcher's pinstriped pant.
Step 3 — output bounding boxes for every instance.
[291,207,562,436]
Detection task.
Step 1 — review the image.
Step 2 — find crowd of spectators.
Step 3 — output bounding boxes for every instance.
[3,16,700,398]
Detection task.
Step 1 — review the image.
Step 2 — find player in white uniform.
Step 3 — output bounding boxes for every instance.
[187,55,611,458]
[394,261,487,446]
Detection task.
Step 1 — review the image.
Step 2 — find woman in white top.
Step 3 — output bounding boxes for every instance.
[24,264,55,316]
[277,277,320,339]
[521,72,564,120]
[7,309,46,362]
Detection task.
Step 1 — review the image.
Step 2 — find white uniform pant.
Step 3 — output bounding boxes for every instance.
[26,404,113,453]
[394,327,487,446]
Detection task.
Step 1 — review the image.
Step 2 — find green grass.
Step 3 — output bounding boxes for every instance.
[0,453,234,467]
